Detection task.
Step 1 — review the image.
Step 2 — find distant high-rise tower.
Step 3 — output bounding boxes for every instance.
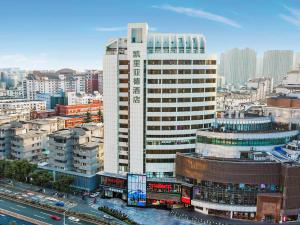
[219,48,256,87]
[103,23,217,178]
[294,52,300,70]
[262,50,294,84]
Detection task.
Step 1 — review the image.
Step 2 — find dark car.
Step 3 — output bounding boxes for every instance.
[50,215,61,221]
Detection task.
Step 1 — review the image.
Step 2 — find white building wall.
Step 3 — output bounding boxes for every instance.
[103,54,119,174]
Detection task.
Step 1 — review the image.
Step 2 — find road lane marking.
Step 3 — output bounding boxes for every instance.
[34,214,46,219]
[16,204,26,209]
[9,206,20,211]
[40,212,51,216]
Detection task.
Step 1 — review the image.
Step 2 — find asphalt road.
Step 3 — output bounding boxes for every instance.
[0,197,96,225]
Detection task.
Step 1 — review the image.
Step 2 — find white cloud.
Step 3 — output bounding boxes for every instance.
[152,4,242,29]
[280,6,300,28]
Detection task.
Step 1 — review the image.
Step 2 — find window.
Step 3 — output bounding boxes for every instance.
[162,107,176,112]
[148,107,161,112]
[192,88,204,93]
[148,60,161,65]
[162,79,176,84]
[178,69,191,74]
[148,98,161,103]
[148,79,159,84]
[178,88,191,93]
[163,69,177,74]
[162,89,176,93]
[193,69,205,74]
[178,60,192,65]
[148,69,161,75]
[177,116,190,121]
[148,89,161,94]
[193,60,205,65]
[177,107,190,112]
[147,117,161,121]
[178,98,191,102]
[178,79,191,84]
[162,98,176,103]
[163,60,177,65]
[119,60,128,65]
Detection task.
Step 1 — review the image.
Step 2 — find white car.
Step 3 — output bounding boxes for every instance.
[90,192,100,198]
[68,216,80,222]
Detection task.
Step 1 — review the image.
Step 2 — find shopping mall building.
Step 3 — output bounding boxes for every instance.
[175,111,300,223]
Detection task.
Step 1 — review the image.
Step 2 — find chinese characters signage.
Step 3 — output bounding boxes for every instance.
[132,51,141,104]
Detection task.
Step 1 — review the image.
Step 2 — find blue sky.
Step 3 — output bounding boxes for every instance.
[0,0,299,70]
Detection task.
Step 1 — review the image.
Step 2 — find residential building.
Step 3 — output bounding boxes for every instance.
[55,100,102,116]
[48,125,103,175]
[0,99,46,116]
[262,50,294,85]
[103,23,216,177]
[219,48,256,87]
[293,52,300,69]
[246,77,273,101]
[275,68,300,94]
[11,130,48,161]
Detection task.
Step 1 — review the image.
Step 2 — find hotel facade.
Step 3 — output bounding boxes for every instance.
[103,23,217,178]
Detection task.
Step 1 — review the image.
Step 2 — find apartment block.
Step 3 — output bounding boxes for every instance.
[48,125,103,175]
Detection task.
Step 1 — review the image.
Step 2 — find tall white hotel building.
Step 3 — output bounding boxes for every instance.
[103,23,216,178]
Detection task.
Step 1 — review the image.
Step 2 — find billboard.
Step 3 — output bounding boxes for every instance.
[127,173,147,207]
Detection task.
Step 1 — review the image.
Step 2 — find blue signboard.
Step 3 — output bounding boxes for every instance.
[127,173,147,207]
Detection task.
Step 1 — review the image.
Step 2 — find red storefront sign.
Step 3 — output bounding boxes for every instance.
[181,196,191,204]
[148,183,172,192]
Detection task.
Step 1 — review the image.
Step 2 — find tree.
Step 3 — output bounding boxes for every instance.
[84,111,93,123]
[97,109,103,123]
[53,175,74,193]
[30,170,53,187]
[3,160,36,182]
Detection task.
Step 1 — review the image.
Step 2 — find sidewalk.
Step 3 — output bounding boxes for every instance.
[172,208,300,225]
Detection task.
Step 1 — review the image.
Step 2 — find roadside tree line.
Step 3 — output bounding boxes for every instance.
[0,159,74,193]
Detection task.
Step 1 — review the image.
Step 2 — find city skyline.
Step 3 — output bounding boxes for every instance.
[0,0,300,70]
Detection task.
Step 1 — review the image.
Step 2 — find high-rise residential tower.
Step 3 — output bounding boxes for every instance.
[103,23,216,178]
[262,50,294,85]
[219,48,257,87]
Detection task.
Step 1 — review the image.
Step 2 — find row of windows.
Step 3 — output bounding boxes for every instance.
[147,115,209,122]
[146,148,194,154]
[148,98,215,104]
[197,136,294,146]
[146,158,175,163]
[146,134,195,138]
[147,123,212,131]
[147,105,215,112]
[147,139,195,145]
[148,88,215,94]
[147,60,216,65]
[148,69,216,75]
[148,78,215,84]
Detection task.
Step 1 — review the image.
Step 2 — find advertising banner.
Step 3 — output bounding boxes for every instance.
[127,173,147,207]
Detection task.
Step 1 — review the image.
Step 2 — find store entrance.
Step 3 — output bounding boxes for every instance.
[264,215,275,223]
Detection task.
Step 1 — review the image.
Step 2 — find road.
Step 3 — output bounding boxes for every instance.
[0,180,124,225]
[0,197,96,225]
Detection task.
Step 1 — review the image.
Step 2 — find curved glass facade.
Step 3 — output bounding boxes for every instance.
[218,122,272,132]
[197,136,294,146]
[193,180,279,206]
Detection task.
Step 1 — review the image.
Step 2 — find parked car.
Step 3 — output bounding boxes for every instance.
[90,192,100,198]
[50,215,61,221]
[68,216,80,222]
[55,201,65,207]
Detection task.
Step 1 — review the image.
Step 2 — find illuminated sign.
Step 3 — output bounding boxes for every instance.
[127,173,147,207]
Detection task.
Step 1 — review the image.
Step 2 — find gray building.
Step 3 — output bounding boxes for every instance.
[219,48,257,87]
[262,50,294,85]
[48,125,103,175]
